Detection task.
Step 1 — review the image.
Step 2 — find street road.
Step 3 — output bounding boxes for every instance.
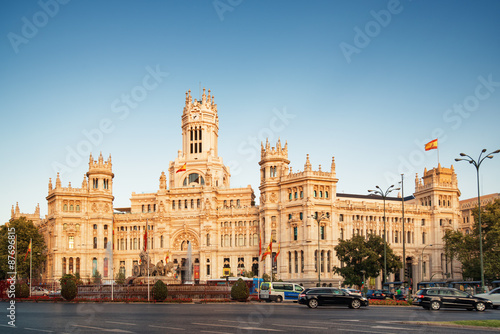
[1,302,499,333]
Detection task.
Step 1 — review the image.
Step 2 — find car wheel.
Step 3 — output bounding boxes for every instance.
[276,296,283,303]
[349,299,361,309]
[308,298,319,309]
[475,302,486,312]
[430,301,441,311]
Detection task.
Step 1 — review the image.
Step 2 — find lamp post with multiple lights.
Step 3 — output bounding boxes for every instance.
[455,148,500,292]
[368,185,400,284]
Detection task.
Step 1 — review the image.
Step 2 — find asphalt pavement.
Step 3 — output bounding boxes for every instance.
[1,301,499,333]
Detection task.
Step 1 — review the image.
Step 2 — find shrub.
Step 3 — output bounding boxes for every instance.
[153,280,168,301]
[115,272,126,285]
[15,283,29,298]
[231,278,249,301]
[93,270,102,284]
[61,279,77,301]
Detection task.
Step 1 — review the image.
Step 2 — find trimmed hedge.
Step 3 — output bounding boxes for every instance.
[231,278,249,301]
[153,280,168,301]
[61,279,77,301]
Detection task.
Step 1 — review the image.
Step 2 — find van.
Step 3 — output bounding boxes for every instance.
[259,282,304,303]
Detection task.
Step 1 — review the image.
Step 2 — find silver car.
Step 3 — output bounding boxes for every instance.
[475,287,500,309]
[31,286,49,296]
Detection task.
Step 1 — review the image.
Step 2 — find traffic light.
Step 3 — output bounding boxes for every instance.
[404,268,410,278]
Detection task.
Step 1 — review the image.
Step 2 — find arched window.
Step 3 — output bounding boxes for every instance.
[161,235,164,248]
[62,257,66,275]
[93,237,97,249]
[422,232,426,244]
[325,191,329,198]
[314,190,317,197]
[183,173,205,186]
[134,238,137,250]
[206,233,210,246]
[104,237,108,248]
[320,191,323,198]
[76,205,80,212]
[69,257,73,274]
[63,204,68,211]
[253,233,258,246]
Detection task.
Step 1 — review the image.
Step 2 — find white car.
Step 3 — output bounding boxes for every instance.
[31,286,49,296]
[474,287,500,309]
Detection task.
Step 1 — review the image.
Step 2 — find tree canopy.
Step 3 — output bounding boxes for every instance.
[333,234,401,287]
[0,217,47,280]
[444,198,500,281]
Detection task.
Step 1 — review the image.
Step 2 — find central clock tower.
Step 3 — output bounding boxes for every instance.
[168,88,230,189]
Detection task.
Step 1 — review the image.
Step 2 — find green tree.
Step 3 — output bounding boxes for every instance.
[115,272,126,284]
[92,270,102,284]
[231,278,249,301]
[0,217,47,280]
[333,234,401,287]
[61,279,77,301]
[444,198,500,280]
[152,280,168,301]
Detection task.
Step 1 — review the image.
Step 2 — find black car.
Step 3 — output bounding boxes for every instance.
[298,287,369,309]
[366,289,387,300]
[414,287,493,311]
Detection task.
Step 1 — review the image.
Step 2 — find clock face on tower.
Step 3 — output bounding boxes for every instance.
[192,114,199,120]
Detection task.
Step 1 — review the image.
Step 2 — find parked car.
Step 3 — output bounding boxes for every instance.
[414,287,493,311]
[366,289,387,299]
[474,287,500,309]
[342,288,362,296]
[298,287,368,309]
[49,289,61,297]
[31,286,49,296]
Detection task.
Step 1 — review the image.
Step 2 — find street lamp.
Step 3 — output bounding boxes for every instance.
[309,212,326,287]
[455,148,500,292]
[420,244,433,282]
[368,185,400,285]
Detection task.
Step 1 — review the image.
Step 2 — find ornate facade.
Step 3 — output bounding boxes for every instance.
[12,89,468,289]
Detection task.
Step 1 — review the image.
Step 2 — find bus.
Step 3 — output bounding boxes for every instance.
[259,282,304,303]
[448,281,482,295]
[416,281,447,290]
[206,277,263,295]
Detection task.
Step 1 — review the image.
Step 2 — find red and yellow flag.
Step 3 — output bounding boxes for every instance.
[165,251,170,263]
[425,139,438,151]
[273,242,281,262]
[176,163,186,173]
[24,240,31,261]
[261,240,272,261]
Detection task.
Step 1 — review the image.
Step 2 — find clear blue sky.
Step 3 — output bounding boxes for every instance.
[1,0,499,224]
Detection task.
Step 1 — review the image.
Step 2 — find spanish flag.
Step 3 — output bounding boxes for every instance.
[24,240,32,261]
[176,163,186,173]
[261,240,272,261]
[425,139,438,151]
[273,242,281,262]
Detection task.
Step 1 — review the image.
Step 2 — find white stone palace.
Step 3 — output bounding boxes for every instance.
[11,89,468,289]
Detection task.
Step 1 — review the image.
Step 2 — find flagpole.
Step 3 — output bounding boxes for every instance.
[29,238,32,297]
[437,139,440,165]
[147,218,150,302]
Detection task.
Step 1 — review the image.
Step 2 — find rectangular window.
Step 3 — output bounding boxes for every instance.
[293,227,298,241]
[69,236,74,249]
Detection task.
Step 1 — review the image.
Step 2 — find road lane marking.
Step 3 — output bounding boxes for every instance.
[106,321,136,326]
[372,325,420,331]
[72,324,134,333]
[341,330,395,334]
[149,325,185,330]
[274,324,328,329]
[193,323,283,332]
[24,328,54,333]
